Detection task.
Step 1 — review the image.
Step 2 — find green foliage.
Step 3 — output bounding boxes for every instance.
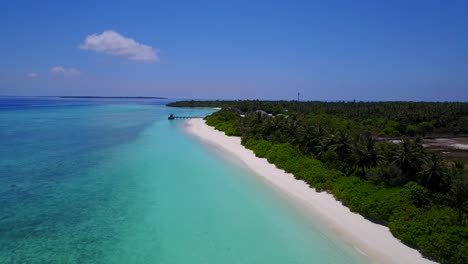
[243,139,340,191]
[390,137,426,182]
[390,206,468,264]
[332,176,405,223]
[243,138,272,158]
[383,120,399,136]
[417,121,435,136]
[457,116,468,134]
[265,143,299,166]
[352,134,379,177]
[402,182,431,208]
[449,162,468,225]
[418,153,450,193]
[171,101,468,264]
[406,124,418,137]
[305,113,356,130]
[205,109,240,136]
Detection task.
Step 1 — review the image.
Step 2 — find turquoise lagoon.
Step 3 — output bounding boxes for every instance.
[0,97,370,263]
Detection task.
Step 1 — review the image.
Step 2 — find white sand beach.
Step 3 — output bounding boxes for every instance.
[184,119,437,264]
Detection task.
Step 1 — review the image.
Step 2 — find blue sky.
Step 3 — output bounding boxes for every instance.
[1,0,467,101]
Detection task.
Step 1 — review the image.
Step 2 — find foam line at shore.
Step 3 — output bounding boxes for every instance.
[184,119,437,264]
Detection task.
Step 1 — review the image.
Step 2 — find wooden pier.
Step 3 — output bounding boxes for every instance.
[168,114,203,120]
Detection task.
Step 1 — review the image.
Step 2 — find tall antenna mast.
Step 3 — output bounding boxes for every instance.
[297,92,300,102]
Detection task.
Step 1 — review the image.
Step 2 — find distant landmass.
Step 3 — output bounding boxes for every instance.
[58,96,167,99]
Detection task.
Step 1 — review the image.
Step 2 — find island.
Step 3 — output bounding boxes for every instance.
[169,100,468,264]
[58,96,168,99]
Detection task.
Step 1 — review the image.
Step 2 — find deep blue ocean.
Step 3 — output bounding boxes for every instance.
[0,97,369,263]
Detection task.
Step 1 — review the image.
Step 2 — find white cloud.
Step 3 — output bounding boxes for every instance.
[79,30,159,63]
[27,72,39,78]
[50,66,80,76]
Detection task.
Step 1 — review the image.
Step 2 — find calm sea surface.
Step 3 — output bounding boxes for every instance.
[0,97,369,263]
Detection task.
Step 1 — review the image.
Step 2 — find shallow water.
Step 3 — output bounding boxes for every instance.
[0,97,369,263]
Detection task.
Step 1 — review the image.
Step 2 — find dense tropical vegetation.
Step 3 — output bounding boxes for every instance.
[168,100,468,137]
[169,100,468,264]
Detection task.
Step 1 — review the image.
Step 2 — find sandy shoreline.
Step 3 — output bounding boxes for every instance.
[184,119,437,264]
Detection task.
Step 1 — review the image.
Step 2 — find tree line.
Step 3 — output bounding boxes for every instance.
[168,100,468,136]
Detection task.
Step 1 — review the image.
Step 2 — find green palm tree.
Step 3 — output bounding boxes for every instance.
[391,137,426,182]
[314,127,336,158]
[330,129,353,161]
[418,153,448,192]
[450,161,468,225]
[352,134,379,177]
